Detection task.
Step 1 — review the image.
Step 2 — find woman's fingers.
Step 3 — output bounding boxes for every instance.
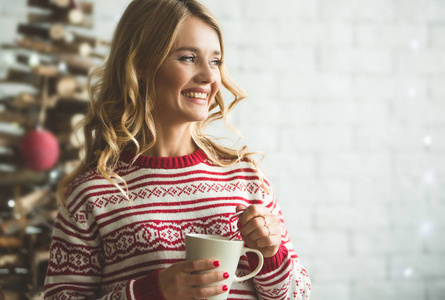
[236,205,281,257]
[159,259,228,299]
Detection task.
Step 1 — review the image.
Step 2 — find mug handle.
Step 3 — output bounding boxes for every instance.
[234,247,264,282]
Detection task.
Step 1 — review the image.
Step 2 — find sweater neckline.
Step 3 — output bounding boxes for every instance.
[120,148,208,169]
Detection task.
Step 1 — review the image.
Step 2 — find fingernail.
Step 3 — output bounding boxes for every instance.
[237,221,242,228]
[223,272,229,279]
[213,260,220,267]
[222,285,228,291]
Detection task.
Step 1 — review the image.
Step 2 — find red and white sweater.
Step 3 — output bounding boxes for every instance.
[44,148,311,299]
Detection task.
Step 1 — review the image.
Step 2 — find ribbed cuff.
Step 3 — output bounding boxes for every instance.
[247,243,289,275]
[132,269,165,299]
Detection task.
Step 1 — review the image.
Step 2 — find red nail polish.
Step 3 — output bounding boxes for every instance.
[237,221,242,228]
[213,261,220,267]
[222,285,228,291]
[223,272,229,279]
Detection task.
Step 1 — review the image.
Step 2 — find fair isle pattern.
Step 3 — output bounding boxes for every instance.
[44,149,311,299]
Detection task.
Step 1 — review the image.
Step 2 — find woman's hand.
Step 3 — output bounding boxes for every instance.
[159,259,229,300]
[236,205,281,258]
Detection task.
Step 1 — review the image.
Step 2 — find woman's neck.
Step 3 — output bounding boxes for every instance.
[142,123,197,158]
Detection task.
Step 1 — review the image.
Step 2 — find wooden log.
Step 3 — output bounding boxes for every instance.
[73,32,111,48]
[27,9,90,26]
[56,76,78,98]
[28,0,93,14]
[0,254,24,268]
[14,189,51,216]
[0,68,39,86]
[16,37,93,57]
[0,110,33,126]
[18,23,66,41]
[60,54,96,75]
[15,37,54,54]
[0,236,24,249]
[0,132,23,148]
[0,169,47,185]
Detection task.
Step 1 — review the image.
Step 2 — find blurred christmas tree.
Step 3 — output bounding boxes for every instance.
[0,0,108,298]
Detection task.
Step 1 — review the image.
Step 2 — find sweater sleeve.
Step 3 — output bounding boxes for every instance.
[247,194,311,300]
[43,204,165,300]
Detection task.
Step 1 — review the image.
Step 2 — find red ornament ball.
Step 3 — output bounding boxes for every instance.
[19,129,60,171]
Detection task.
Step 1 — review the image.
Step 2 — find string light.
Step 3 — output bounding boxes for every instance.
[423,135,432,148]
[28,53,40,67]
[419,221,433,238]
[7,199,15,208]
[403,267,414,278]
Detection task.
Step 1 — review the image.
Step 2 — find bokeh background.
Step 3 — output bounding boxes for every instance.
[1,0,444,299]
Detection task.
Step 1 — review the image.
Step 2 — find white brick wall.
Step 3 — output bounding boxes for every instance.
[1,0,444,299]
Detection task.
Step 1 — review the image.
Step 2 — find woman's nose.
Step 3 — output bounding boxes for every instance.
[195,62,218,83]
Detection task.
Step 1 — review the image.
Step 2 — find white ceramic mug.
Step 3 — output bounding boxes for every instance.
[185,233,264,300]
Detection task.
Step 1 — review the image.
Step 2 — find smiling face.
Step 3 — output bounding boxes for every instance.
[153,16,222,127]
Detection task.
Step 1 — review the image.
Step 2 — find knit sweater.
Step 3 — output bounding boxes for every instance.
[44,148,311,299]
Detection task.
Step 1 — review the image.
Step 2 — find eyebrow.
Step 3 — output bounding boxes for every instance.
[173,46,221,56]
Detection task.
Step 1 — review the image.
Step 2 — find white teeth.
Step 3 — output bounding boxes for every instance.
[182,92,208,99]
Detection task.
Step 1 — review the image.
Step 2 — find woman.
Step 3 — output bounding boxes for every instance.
[44,0,311,299]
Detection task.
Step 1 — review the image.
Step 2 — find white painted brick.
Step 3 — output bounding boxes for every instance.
[431,76,445,98]
[352,281,425,300]
[320,152,392,179]
[280,125,353,152]
[353,49,393,74]
[294,20,353,46]
[390,255,445,279]
[295,0,318,19]
[321,48,394,76]
[353,76,395,100]
[354,124,390,150]
[391,203,445,229]
[427,279,445,300]
[320,48,354,74]
[356,22,428,50]
[93,0,131,20]
[425,231,445,253]
[354,76,428,101]
[0,0,26,16]
[319,0,394,21]
[395,0,445,22]
[284,178,320,204]
[356,102,389,126]
[427,102,445,125]
[397,50,445,75]
[279,74,353,98]
[274,101,315,125]
[316,204,391,231]
[294,231,349,256]
[314,100,357,124]
[234,72,278,99]
[310,255,386,281]
[280,206,313,233]
[393,152,430,180]
[352,178,395,204]
[238,45,316,73]
[317,179,352,203]
[312,283,350,300]
[427,127,445,150]
[243,0,298,21]
[388,124,427,151]
[200,0,243,20]
[266,152,317,178]
[431,25,445,49]
[352,230,423,255]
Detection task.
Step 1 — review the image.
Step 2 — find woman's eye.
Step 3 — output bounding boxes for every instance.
[179,56,196,62]
[210,59,222,66]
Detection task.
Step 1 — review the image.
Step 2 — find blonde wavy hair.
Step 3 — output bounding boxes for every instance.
[58,0,265,207]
